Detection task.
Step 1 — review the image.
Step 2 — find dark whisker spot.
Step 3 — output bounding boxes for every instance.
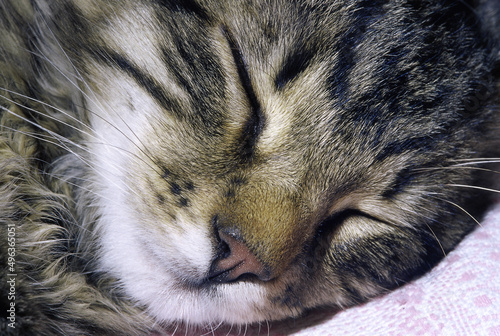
[161,168,171,179]
[185,181,195,190]
[170,182,182,195]
[157,194,165,204]
[179,197,189,207]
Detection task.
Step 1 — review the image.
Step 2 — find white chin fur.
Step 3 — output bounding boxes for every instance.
[95,206,266,325]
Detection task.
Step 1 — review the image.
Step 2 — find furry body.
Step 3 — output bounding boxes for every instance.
[0,0,499,335]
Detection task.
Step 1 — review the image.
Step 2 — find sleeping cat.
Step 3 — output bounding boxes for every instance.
[1,0,499,335]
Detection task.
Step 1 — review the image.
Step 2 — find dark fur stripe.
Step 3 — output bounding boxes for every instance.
[89,47,183,118]
[328,0,390,107]
[275,45,315,89]
[222,26,265,161]
[154,0,209,20]
[375,135,438,161]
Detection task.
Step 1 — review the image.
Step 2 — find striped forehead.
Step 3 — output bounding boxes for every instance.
[80,0,450,167]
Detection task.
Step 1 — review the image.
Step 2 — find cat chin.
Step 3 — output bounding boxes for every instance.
[143,281,268,325]
[93,194,267,325]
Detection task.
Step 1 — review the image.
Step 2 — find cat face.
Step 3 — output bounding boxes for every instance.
[30,0,498,325]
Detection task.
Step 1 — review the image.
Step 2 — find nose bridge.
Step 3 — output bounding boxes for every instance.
[216,181,310,277]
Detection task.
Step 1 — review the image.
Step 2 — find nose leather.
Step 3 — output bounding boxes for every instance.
[208,230,270,283]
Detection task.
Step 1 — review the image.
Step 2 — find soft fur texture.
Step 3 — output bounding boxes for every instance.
[1,0,500,335]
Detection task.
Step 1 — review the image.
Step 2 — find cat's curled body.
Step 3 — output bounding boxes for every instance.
[1,0,500,335]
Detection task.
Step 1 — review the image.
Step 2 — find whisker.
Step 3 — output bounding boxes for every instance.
[451,157,500,162]
[447,184,500,194]
[27,50,158,162]
[1,109,108,176]
[0,88,94,135]
[201,321,221,336]
[1,124,68,149]
[224,322,234,336]
[28,44,162,172]
[383,191,453,257]
[449,160,500,167]
[0,105,89,154]
[171,322,180,336]
[401,200,448,257]
[1,105,156,199]
[428,195,482,227]
[1,89,157,174]
[427,223,447,256]
[415,166,500,174]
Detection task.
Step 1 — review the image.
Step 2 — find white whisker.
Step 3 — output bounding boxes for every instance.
[1,88,157,174]
[429,196,482,227]
[28,44,161,171]
[450,160,500,167]
[451,157,500,162]
[0,103,159,200]
[415,165,500,174]
[0,88,94,134]
[448,184,500,194]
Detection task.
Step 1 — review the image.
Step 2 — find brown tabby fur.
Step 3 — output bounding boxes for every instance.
[1,0,500,335]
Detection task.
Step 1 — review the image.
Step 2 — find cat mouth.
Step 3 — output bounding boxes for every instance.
[206,265,262,284]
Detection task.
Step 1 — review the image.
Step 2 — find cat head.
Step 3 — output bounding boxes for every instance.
[29,0,499,325]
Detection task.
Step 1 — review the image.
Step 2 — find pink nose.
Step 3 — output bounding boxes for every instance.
[208,230,270,283]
